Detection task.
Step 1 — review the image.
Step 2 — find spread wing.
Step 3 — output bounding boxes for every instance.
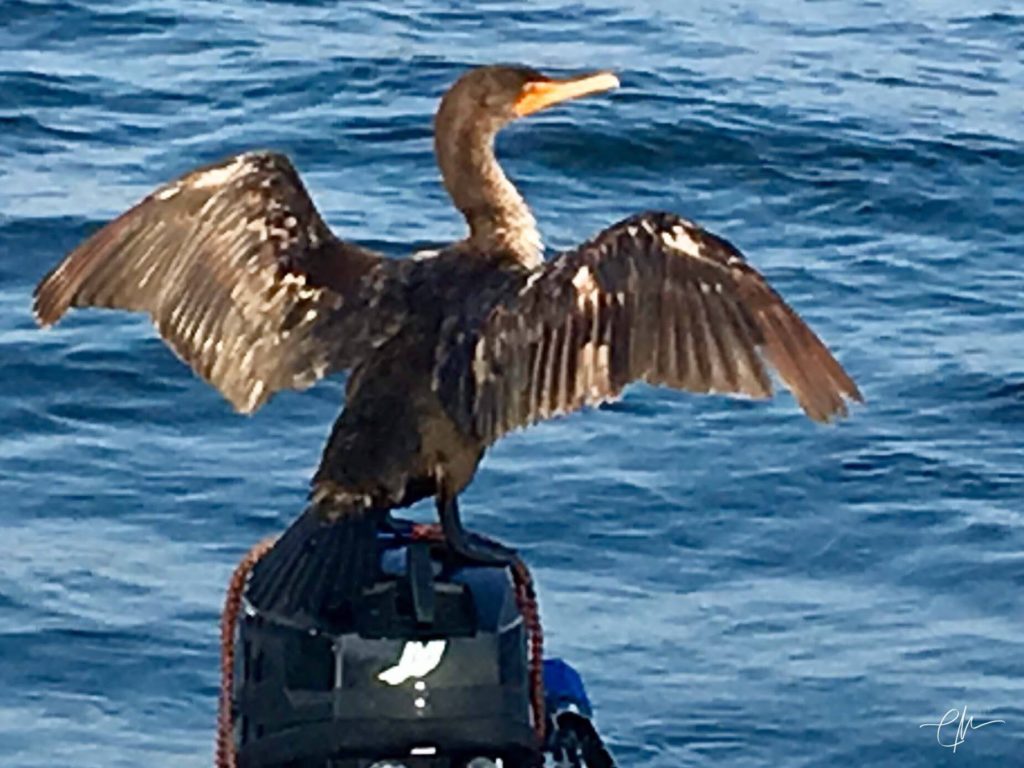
[461,211,863,444]
[34,151,407,413]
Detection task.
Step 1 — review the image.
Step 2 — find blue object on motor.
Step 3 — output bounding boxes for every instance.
[543,659,615,768]
[544,659,593,718]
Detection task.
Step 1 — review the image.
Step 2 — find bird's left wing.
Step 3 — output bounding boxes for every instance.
[456,211,863,445]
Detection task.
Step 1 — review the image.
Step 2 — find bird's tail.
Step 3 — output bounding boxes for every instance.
[245,501,380,623]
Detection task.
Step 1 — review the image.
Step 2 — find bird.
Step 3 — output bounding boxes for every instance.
[33,64,862,624]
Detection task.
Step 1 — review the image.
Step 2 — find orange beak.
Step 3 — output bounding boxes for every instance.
[513,71,620,117]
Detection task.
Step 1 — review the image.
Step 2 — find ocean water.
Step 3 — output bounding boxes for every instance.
[1,0,1022,766]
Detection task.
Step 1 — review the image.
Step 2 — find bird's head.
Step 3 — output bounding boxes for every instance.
[436,65,620,136]
[433,65,619,266]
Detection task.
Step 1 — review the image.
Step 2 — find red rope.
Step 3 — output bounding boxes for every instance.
[216,536,276,768]
[216,527,546,767]
[511,554,546,745]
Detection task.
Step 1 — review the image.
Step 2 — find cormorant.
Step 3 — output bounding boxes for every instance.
[33,65,862,622]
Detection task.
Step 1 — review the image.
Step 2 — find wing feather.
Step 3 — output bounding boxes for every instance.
[462,211,862,444]
[34,151,405,413]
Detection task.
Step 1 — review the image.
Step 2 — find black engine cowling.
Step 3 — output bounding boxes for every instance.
[234,531,538,768]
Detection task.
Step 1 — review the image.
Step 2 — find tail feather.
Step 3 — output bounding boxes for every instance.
[246,505,379,622]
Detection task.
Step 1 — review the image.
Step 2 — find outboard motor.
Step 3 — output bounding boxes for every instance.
[235,525,537,768]
[233,522,614,768]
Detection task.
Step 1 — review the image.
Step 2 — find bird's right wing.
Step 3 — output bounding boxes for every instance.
[460,211,862,445]
[34,151,409,413]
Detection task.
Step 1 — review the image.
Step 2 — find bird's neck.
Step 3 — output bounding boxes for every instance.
[437,124,543,269]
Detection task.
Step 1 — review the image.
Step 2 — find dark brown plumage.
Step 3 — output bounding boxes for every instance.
[33,65,862,622]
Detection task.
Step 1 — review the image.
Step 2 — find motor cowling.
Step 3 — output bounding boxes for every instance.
[234,531,538,768]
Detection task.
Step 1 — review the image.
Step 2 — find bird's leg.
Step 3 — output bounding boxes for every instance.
[437,493,515,565]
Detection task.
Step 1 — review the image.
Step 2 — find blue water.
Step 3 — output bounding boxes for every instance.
[2,1,1023,766]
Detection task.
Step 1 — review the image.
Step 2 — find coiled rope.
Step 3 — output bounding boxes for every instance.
[215,529,546,768]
